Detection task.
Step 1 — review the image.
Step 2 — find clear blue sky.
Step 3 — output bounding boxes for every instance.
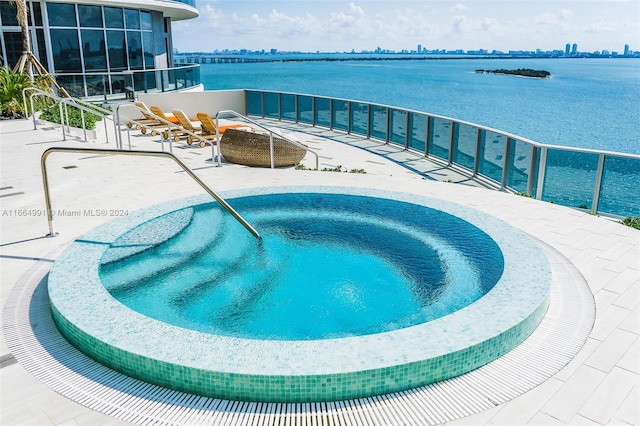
[172,1,639,53]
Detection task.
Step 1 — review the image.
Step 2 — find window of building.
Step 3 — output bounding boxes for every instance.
[104,7,124,29]
[106,30,126,71]
[142,31,154,68]
[30,2,42,26]
[80,29,107,71]
[36,28,48,69]
[2,31,21,67]
[50,28,81,72]
[126,31,142,69]
[78,5,103,28]
[124,9,140,30]
[47,3,77,27]
[0,1,18,26]
[140,11,152,31]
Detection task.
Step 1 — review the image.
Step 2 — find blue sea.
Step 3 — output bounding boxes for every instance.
[199,58,639,155]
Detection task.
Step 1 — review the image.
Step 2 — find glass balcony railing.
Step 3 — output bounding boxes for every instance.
[52,64,201,101]
[246,90,640,218]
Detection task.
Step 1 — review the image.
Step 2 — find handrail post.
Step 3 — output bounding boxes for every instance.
[592,153,605,214]
[59,102,66,141]
[269,133,275,168]
[30,93,38,130]
[40,150,58,237]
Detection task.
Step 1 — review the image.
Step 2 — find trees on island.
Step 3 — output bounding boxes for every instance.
[475,68,551,78]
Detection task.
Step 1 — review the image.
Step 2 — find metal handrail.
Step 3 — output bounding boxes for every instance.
[216,109,319,170]
[24,88,115,144]
[40,147,260,239]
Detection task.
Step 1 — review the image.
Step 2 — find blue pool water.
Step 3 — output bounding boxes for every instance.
[100,193,504,340]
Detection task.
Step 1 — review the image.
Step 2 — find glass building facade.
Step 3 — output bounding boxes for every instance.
[0,0,199,98]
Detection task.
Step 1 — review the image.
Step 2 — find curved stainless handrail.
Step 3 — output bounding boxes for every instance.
[216,109,319,170]
[41,147,260,239]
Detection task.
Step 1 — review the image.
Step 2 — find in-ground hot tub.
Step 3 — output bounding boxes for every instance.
[48,186,551,402]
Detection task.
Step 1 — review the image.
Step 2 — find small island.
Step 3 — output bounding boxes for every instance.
[475,68,551,78]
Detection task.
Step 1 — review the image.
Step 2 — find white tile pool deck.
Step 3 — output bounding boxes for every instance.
[1,116,638,425]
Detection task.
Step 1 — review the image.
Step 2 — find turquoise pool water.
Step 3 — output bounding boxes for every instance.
[100,194,504,340]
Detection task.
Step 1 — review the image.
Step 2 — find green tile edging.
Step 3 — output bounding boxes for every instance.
[48,186,552,403]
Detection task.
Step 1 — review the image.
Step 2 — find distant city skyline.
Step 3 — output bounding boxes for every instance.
[171,1,639,54]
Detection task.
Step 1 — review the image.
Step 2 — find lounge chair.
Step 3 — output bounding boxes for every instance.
[127,102,161,130]
[130,103,176,136]
[149,105,180,125]
[170,109,207,147]
[196,112,251,143]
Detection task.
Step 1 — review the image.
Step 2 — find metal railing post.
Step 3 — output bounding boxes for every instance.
[535,147,548,200]
[592,154,605,213]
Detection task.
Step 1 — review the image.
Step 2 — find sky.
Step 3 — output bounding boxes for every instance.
[171,1,640,54]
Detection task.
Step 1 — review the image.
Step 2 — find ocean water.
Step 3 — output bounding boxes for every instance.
[200,58,639,155]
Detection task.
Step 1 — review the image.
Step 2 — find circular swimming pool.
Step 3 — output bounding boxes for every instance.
[48,186,551,402]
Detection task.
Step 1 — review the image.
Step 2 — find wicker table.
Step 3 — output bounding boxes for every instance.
[219,128,307,168]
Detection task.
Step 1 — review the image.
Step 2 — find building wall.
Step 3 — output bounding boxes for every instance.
[0,0,197,98]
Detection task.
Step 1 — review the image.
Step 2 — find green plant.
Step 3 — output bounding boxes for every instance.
[515,191,532,198]
[0,66,54,118]
[348,168,366,174]
[39,101,103,130]
[321,165,344,172]
[620,216,640,230]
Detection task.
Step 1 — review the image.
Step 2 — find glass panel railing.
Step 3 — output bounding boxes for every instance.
[429,117,451,160]
[332,99,348,131]
[452,123,477,170]
[506,139,533,194]
[389,109,407,146]
[282,93,296,121]
[598,156,640,216]
[370,105,387,141]
[246,91,262,116]
[239,90,638,217]
[297,95,313,124]
[478,130,506,183]
[350,102,368,136]
[85,74,107,98]
[264,92,279,118]
[408,113,426,153]
[542,149,599,209]
[315,97,330,127]
[52,64,200,100]
[145,71,157,92]
[56,75,85,97]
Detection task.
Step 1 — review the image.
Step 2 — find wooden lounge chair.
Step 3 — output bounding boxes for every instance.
[196,112,251,143]
[149,105,180,125]
[127,102,161,130]
[132,104,175,136]
[170,109,206,147]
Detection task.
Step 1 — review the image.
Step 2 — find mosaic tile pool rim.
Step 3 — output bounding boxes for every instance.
[48,186,552,402]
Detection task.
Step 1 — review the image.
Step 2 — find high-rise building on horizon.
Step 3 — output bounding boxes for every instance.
[624,44,630,56]
[572,43,578,55]
[565,43,571,56]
